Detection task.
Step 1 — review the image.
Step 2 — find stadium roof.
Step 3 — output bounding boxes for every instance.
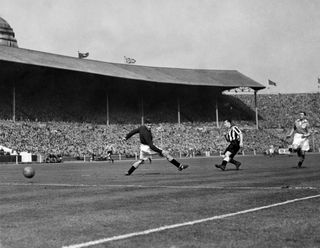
[0,46,265,90]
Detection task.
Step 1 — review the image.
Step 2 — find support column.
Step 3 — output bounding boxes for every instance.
[177,97,181,125]
[141,96,144,125]
[254,90,259,129]
[215,98,219,128]
[13,83,16,122]
[106,93,109,125]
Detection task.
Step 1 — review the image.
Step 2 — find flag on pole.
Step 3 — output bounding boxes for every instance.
[124,56,136,64]
[268,79,277,86]
[78,51,89,59]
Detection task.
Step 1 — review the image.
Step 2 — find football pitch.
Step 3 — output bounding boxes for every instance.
[1,154,320,248]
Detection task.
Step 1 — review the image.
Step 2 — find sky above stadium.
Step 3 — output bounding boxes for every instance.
[1,0,320,94]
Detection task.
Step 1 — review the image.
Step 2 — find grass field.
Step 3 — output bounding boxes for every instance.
[1,154,320,248]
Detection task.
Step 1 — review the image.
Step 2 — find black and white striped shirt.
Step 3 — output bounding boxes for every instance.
[224,125,242,142]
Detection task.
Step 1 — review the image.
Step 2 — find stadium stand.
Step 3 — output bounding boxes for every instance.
[0,92,319,160]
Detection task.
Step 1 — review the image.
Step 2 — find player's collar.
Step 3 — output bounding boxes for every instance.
[296,118,307,122]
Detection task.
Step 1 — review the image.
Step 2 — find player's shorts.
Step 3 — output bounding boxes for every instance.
[139,144,158,160]
[224,140,240,157]
[292,133,310,151]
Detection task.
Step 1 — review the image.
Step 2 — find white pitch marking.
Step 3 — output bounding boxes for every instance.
[62,193,320,248]
[0,182,317,190]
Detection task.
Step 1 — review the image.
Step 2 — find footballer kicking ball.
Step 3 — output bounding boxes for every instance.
[23,166,35,179]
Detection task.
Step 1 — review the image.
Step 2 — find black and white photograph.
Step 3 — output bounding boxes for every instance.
[1,1,320,247]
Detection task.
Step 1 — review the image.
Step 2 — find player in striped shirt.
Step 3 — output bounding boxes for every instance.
[215,119,243,171]
[286,111,310,168]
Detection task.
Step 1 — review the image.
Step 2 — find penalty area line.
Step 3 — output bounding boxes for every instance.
[62,193,320,248]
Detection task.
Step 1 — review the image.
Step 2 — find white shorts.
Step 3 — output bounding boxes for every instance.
[139,144,158,160]
[292,133,310,151]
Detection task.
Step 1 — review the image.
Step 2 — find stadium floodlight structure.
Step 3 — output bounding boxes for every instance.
[0,45,265,127]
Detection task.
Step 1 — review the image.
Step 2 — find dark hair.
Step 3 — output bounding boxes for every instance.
[224,119,232,123]
[145,119,151,124]
[299,111,306,116]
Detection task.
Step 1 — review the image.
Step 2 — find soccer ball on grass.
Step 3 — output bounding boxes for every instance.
[23,166,35,179]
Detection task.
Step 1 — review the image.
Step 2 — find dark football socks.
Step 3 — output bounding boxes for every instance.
[126,166,136,175]
[229,159,238,165]
[297,150,305,168]
[298,155,305,168]
[170,159,181,168]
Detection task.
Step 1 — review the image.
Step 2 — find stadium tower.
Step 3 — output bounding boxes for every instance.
[0,17,18,47]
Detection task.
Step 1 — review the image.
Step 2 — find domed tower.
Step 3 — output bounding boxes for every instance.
[0,17,18,47]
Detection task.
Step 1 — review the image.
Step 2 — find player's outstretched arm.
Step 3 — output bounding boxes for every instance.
[125,128,139,140]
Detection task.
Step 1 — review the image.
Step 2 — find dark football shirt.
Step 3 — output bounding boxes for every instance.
[125,125,162,154]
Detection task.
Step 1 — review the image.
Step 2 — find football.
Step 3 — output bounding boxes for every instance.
[23,166,35,179]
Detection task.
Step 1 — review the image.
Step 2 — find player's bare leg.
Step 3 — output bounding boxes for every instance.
[125,159,144,175]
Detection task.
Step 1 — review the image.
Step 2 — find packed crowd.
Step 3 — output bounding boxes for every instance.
[0,120,319,159]
[234,93,320,128]
[0,93,319,159]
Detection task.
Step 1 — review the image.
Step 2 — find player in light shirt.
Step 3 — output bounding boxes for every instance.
[287,112,311,168]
